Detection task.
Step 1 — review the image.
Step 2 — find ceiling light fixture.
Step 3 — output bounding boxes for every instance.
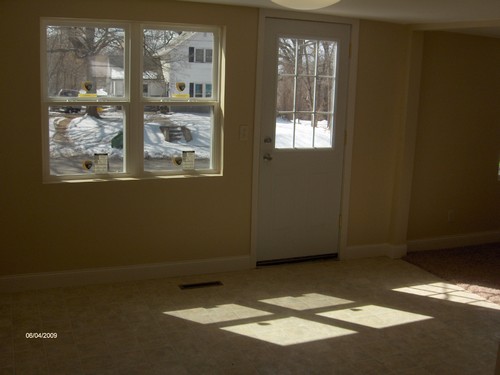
[271,0,341,11]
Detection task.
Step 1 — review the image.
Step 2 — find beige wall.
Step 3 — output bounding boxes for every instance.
[0,0,258,275]
[408,31,500,240]
[1,0,498,278]
[347,20,412,246]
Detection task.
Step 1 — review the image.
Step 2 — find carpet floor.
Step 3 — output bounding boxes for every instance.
[403,242,500,305]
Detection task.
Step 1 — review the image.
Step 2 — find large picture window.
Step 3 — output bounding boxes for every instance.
[42,19,221,180]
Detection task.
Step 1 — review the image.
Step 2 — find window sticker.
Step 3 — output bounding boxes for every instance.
[182,151,195,170]
[94,153,109,174]
[173,82,189,98]
[173,156,183,166]
[83,160,93,170]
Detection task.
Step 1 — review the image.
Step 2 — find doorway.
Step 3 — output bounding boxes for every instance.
[256,17,351,264]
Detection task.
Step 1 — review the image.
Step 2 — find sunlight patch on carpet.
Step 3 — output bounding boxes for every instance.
[260,293,353,311]
[393,283,500,310]
[163,304,272,324]
[317,305,433,329]
[221,317,357,346]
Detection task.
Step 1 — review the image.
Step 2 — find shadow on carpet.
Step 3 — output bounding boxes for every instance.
[403,242,500,305]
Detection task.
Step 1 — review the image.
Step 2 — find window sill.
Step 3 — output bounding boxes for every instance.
[44,171,223,184]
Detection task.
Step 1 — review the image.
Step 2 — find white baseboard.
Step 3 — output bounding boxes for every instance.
[342,231,500,260]
[0,256,252,293]
[407,230,500,252]
[341,243,407,260]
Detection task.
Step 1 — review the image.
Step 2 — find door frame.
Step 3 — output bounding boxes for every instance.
[250,9,360,265]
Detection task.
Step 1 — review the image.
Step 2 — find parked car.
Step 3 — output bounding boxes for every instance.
[50,89,82,113]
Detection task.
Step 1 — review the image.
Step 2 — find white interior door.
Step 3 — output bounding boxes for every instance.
[257,18,350,263]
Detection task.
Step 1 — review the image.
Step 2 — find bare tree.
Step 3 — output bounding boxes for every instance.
[46,26,186,118]
[46,26,124,118]
[276,38,337,128]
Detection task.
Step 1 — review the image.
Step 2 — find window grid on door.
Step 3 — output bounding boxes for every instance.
[275,37,338,149]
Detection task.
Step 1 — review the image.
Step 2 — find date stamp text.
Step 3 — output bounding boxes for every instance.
[25,332,58,339]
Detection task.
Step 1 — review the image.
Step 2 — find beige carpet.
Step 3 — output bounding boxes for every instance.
[403,242,500,305]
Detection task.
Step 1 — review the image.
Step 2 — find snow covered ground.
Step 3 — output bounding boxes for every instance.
[275,116,333,148]
[49,109,333,163]
[49,110,212,160]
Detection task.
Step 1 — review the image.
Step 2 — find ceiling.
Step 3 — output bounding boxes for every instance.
[178,0,500,37]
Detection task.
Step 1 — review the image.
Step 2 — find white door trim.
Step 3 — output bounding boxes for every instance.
[250,9,360,265]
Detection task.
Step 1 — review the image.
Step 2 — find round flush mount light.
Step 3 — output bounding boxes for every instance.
[271,0,341,10]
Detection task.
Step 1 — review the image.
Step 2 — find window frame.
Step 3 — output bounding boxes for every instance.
[41,18,222,183]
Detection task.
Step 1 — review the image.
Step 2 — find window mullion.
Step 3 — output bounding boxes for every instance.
[292,40,299,149]
[312,40,320,148]
[127,23,143,176]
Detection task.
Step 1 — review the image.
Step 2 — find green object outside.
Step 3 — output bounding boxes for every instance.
[111,131,123,149]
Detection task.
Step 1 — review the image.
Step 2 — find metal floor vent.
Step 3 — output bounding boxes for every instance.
[179,281,223,290]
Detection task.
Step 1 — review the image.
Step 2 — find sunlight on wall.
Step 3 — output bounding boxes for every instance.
[318,304,432,329]
[393,282,500,310]
[221,317,357,346]
[259,293,353,311]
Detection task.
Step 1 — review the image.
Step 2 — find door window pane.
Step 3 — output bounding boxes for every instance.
[316,77,334,112]
[314,113,334,148]
[294,115,314,149]
[297,39,316,76]
[275,37,338,149]
[276,76,295,112]
[317,41,336,77]
[278,38,296,74]
[295,76,314,112]
[275,117,295,149]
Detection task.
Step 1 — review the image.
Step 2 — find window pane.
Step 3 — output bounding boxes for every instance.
[48,106,124,175]
[143,29,214,99]
[297,39,316,76]
[296,76,314,112]
[278,38,296,75]
[143,106,213,171]
[314,113,334,148]
[317,41,337,77]
[195,84,203,97]
[294,115,314,149]
[188,46,195,62]
[205,84,212,97]
[46,25,125,97]
[276,76,295,112]
[206,49,213,63]
[316,77,334,113]
[195,49,204,63]
[275,116,294,149]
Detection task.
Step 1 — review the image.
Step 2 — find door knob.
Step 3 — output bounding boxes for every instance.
[263,153,273,161]
[264,137,273,144]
